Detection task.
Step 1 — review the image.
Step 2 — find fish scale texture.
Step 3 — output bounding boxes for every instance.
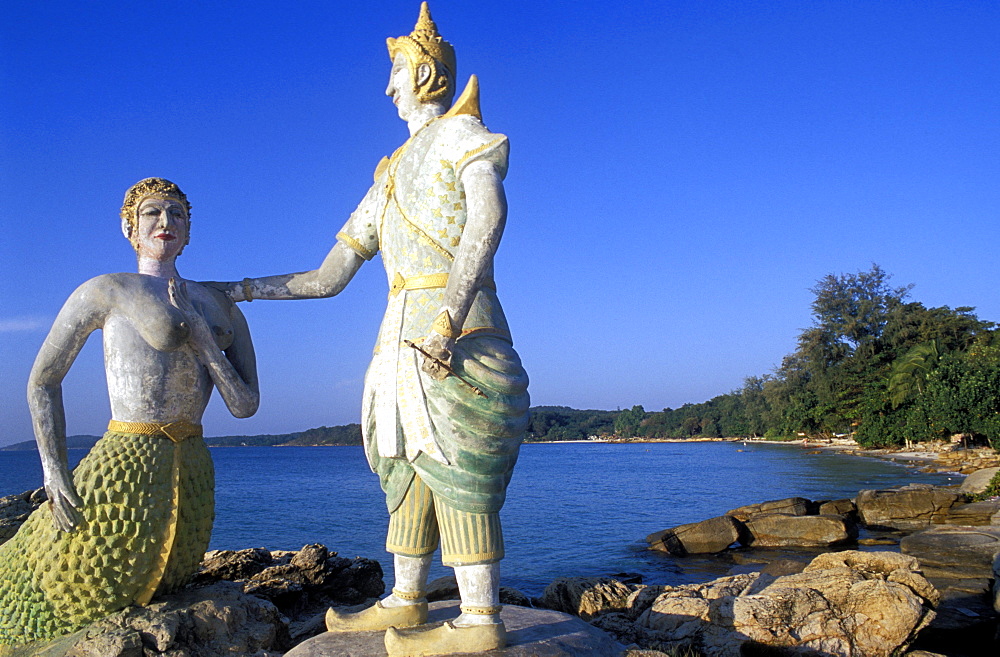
[0,430,214,647]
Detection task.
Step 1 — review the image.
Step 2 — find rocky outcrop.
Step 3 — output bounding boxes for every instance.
[856,485,961,530]
[648,497,859,554]
[646,515,741,555]
[0,487,45,546]
[536,577,633,621]
[624,551,938,657]
[818,498,857,519]
[195,543,384,614]
[742,512,858,547]
[900,526,1000,653]
[17,581,287,657]
[726,496,811,521]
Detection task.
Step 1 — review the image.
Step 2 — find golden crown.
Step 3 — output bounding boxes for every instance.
[386,2,456,103]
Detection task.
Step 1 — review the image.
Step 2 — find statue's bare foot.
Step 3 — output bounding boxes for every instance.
[384,620,506,656]
[325,598,427,633]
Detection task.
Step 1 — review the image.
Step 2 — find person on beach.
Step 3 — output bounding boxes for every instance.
[214,4,528,654]
[0,178,259,651]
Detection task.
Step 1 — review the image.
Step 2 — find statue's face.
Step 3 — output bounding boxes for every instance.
[386,53,422,122]
[135,197,188,261]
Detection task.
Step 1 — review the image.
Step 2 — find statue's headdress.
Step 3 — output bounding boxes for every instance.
[386,2,456,103]
[120,177,191,252]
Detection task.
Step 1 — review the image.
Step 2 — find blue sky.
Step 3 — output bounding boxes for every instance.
[2,1,998,446]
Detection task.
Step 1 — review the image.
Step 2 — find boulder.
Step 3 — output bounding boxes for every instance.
[818,498,857,519]
[726,496,811,522]
[900,526,1000,580]
[943,499,1000,525]
[19,581,287,657]
[536,577,634,621]
[646,515,742,555]
[634,551,937,657]
[285,600,625,657]
[856,486,961,530]
[194,542,384,640]
[959,467,999,495]
[742,512,857,547]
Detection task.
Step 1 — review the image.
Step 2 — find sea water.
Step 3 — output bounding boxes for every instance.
[0,441,957,595]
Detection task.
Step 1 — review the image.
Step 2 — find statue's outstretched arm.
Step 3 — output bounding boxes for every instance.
[205,235,366,303]
[421,159,507,378]
[27,279,109,531]
[168,279,260,418]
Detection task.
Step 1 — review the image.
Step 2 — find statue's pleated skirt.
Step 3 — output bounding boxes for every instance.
[368,335,530,515]
[0,430,214,647]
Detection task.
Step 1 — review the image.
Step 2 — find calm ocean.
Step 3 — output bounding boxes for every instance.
[0,441,955,595]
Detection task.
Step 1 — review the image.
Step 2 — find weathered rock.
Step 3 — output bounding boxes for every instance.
[960,467,999,495]
[15,581,287,657]
[857,486,961,530]
[634,551,936,657]
[536,577,634,621]
[196,543,384,617]
[943,499,1000,525]
[900,526,1000,580]
[197,547,275,581]
[284,601,625,657]
[818,498,857,519]
[742,512,857,547]
[726,496,811,522]
[646,515,742,555]
[0,488,45,546]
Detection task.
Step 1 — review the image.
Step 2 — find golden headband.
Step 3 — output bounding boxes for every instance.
[386,2,456,103]
[120,177,191,251]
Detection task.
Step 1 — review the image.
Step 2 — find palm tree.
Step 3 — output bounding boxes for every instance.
[888,340,940,408]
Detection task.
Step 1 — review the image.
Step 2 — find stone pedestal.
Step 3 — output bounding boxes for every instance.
[284,601,625,657]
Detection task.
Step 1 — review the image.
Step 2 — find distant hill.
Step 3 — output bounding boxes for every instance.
[2,426,363,450]
[3,406,613,451]
[208,424,363,447]
[2,435,100,451]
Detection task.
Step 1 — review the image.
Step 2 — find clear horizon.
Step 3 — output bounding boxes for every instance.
[3,1,999,446]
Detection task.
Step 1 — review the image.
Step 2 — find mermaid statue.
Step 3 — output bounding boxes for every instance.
[0,178,259,653]
[216,4,529,654]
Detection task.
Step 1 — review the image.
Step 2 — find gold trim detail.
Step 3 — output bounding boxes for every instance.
[390,272,450,297]
[432,310,459,338]
[134,442,181,606]
[460,605,503,615]
[337,231,377,261]
[392,588,427,601]
[456,137,506,174]
[374,155,390,181]
[442,75,481,121]
[108,420,202,443]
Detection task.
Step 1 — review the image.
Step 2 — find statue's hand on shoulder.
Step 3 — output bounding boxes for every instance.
[420,333,455,381]
[44,464,82,532]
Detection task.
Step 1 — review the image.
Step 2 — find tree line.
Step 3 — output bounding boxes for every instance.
[613,265,1000,448]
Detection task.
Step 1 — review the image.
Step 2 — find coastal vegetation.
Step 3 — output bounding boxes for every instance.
[616,264,1000,448]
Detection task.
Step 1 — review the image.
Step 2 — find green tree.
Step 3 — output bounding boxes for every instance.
[614,405,646,438]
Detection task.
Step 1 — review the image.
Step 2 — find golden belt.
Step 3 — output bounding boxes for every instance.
[389,272,496,297]
[107,420,202,443]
